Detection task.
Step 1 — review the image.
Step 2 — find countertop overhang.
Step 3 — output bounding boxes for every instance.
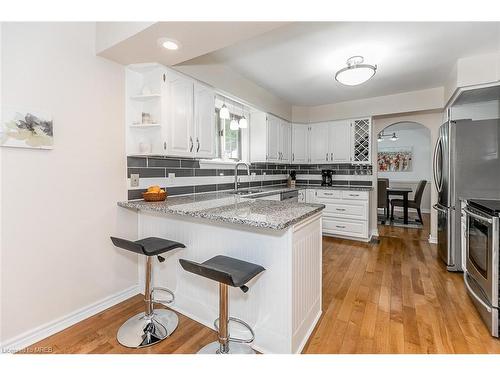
[118,192,325,230]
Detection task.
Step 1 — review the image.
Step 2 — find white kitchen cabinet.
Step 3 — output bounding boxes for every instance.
[291,124,309,163]
[193,82,216,158]
[266,114,281,162]
[309,122,330,163]
[310,188,370,241]
[163,70,194,157]
[329,120,351,162]
[250,113,291,164]
[280,120,292,163]
[290,117,371,165]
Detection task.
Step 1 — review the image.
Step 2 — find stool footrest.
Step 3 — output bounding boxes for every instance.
[151,287,175,305]
[214,317,255,344]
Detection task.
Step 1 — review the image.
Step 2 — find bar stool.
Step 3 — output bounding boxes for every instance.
[179,255,265,354]
[110,236,185,348]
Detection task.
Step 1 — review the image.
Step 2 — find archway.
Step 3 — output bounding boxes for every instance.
[376,121,432,233]
[371,111,443,244]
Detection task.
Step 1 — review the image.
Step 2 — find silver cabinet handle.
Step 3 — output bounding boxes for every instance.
[349,194,359,197]
[331,152,333,160]
[196,137,200,152]
[292,153,294,161]
[326,153,328,161]
[163,141,166,150]
[336,208,346,211]
[336,225,346,229]
[189,136,193,152]
[323,192,333,196]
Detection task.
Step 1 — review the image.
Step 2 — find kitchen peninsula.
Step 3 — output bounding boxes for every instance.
[118,192,325,354]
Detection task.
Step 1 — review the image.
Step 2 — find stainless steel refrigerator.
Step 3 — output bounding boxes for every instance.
[434,100,500,271]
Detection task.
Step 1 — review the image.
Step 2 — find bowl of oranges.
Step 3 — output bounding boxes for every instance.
[142,185,167,202]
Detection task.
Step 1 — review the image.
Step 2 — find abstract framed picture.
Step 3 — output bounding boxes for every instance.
[378,147,412,172]
[1,108,53,149]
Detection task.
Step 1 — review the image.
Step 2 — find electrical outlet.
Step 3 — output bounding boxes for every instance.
[130,174,140,188]
[168,173,176,179]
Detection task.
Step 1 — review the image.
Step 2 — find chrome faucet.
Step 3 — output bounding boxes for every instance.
[234,162,250,191]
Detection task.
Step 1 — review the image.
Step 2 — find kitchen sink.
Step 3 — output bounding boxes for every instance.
[230,189,264,196]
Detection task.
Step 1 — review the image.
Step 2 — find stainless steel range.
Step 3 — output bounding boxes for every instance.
[463,199,500,337]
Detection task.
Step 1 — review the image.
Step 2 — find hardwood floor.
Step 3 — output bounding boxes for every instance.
[24,213,500,354]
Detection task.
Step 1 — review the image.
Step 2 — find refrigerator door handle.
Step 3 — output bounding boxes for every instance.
[433,136,443,193]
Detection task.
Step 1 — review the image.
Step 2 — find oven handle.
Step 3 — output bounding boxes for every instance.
[463,207,493,224]
[463,272,492,313]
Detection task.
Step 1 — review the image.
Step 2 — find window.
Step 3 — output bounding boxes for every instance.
[215,109,242,161]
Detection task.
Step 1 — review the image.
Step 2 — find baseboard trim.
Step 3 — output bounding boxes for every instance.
[428,235,437,244]
[1,284,140,353]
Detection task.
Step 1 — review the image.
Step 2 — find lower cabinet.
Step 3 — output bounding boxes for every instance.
[309,189,370,241]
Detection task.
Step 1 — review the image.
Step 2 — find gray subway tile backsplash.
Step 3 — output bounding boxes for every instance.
[128,167,165,178]
[148,158,181,168]
[126,156,372,198]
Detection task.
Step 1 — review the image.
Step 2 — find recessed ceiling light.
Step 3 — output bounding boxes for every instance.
[335,56,377,86]
[158,38,180,51]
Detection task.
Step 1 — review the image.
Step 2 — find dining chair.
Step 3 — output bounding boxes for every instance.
[377,178,390,224]
[390,180,427,224]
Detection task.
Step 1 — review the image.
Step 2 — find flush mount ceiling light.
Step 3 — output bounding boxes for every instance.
[335,56,377,86]
[157,38,180,50]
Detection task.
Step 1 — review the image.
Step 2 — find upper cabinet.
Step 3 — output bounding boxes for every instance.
[329,120,351,162]
[291,124,309,163]
[163,70,194,157]
[126,64,216,158]
[294,117,371,165]
[193,82,216,158]
[309,122,330,163]
[250,113,291,163]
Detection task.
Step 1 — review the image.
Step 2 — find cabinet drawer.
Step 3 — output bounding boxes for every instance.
[315,190,341,200]
[322,217,368,238]
[341,190,369,201]
[323,202,368,220]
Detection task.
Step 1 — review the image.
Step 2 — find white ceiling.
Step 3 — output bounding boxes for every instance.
[203,22,500,106]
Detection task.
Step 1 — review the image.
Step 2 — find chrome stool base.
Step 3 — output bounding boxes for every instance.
[197,341,255,354]
[117,309,178,348]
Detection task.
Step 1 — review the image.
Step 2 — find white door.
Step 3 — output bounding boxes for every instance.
[292,124,309,163]
[280,121,292,163]
[194,83,215,158]
[309,122,330,163]
[329,120,351,162]
[267,115,280,162]
[165,72,194,157]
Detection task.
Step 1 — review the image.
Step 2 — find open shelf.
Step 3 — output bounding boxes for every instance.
[129,123,161,128]
[130,93,161,101]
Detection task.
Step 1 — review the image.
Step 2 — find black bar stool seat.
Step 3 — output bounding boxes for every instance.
[111,236,185,257]
[179,255,265,354]
[111,236,185,348]
[180,255,264,290]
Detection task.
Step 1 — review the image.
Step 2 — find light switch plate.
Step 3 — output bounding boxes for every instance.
[130,174,140,187]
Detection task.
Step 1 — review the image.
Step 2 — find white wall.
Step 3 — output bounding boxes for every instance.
[1,23,138,347]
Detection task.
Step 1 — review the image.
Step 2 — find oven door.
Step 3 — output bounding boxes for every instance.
[464,205,499,307]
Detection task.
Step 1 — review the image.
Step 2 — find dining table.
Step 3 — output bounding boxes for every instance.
[387,187,413,224]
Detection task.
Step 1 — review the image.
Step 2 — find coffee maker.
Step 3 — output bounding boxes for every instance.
[321,170,333,186]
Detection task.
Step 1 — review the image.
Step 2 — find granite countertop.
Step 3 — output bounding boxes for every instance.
[296,184,373,191]
[246,184,372,198]
[118,192,325,231]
